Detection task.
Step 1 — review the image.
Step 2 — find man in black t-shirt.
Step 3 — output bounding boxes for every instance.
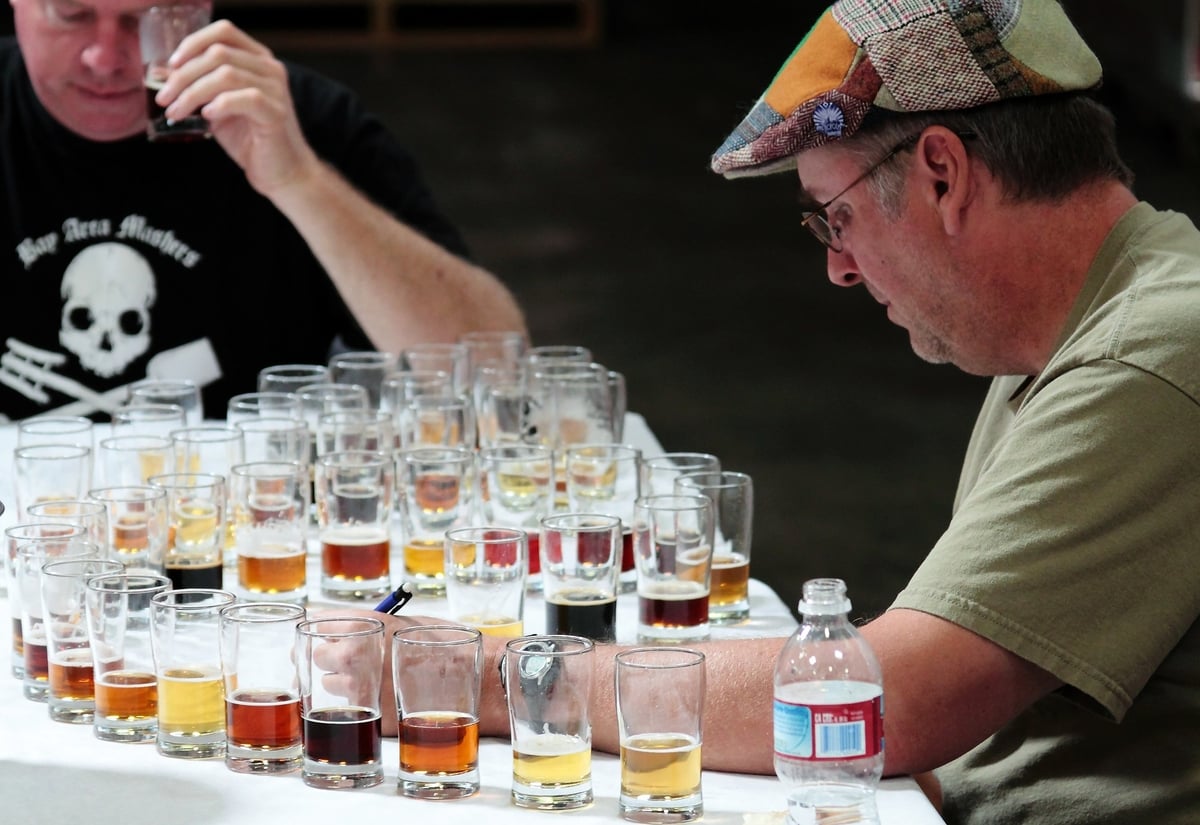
[1,0,525,420]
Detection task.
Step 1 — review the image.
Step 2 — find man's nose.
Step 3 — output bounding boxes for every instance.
[81,22,136,77]
[826,248,862,287]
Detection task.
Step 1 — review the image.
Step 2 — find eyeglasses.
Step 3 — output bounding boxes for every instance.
[800,130,976,252]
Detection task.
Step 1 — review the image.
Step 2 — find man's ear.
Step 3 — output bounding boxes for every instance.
[912,127,974,237]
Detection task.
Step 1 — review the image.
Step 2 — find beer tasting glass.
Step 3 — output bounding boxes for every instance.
[526,362,617,452]
[329,351,397,409]
[10,524,91,698]
[382,370,452,446]
[504,635,595,810]
[395,446,476,596]
[86,572,172,743]
[13,443,92,521]
[88,485,170,575]
[524,345,592,366]
[139,2,212,141]
[26,498,109,555]
[295,617,385,789]
[391,625,483,799]
[444,526,527,638]
[615,648,706,823]
[565,443,642,593]
[632,494,715,644]
[473,363,527,449]
[229,462,309,604]
[401,343,470,395]
[258,363,330,395]
[540,513,622,642]
[111,402,187,438]
[129,379,203,426]
[97,434,172,486]
[641,453,722,496]
[675,471,754,624]
[459,329,527,379]
[314,451,393,600]
[235,417,310,465]
[317,410,395,455]
[17,415,94,450]
[170,425,245,479]
[478,445,554,591]
[226,391,303,425]
[148,472,227,591]
[400,395,474,448]
[40,557,125,723]
[150,588,236,758]
[219,602,306,774]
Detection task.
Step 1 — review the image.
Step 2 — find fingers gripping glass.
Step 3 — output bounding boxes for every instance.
[800,130,975,252]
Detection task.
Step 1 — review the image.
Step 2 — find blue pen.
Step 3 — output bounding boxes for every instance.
[373,583,414,615]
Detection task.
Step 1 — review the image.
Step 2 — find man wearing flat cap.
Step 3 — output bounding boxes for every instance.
[363,3,1199,821]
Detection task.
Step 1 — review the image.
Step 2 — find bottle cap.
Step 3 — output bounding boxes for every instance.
[796,577,851,615]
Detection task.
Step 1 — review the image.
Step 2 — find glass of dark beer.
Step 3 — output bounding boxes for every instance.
[138,3,213,142]
[540,513,621,643]
[631,494,715,645]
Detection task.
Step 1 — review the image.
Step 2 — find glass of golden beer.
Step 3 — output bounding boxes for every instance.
[504,635,595,810]
[219,602,306,774]
[88,485,170,576]
[674,472,753,624]
[391,625,483,799]
[150,588,236,758]
[85,572,172,743]
[615,648,706,823]
[444,526,527,638]
[631,495,715,645]
[229,462,309,604]
[296,617,385,789]
[395,446,476,596]
[313,451,393,601]
[40,557,125,723]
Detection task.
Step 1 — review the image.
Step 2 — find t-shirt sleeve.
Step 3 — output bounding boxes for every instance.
[892,359,1200,722]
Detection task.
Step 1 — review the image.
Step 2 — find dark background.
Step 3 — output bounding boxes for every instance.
[5,0,1198,620]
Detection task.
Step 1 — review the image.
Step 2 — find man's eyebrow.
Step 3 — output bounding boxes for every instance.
[795,184,820,209]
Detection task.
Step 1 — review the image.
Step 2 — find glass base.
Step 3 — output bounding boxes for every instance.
[620,797,703,824]
[48,699,95,724]
[320,577,390,601]
[226,744,303,774]
[157,731,227,759]
[406,574,446,597]
[94,719,158,744]
[23,681,48,702]
[512,784,593,810]
[303,761,384,789]
[636,624,709,645]
[709,604,750,625]
[398,771,480,799]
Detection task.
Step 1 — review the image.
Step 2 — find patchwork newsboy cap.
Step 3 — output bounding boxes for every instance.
[711,0,1103,178]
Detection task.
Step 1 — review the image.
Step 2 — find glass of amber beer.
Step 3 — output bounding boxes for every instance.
[444,527,527,638]
[314,451,393,601]
[615,648,706,823]
[86,572,172,743]
[674,472,753,624]
[631,495,715,645]
[88,485,170,576]
[504,635,595,810]
[40,557,124,723]
[395,446,476,596]
[229,462,309,604]
[219,603,306,774]
[296,617,385,789]
[150,588,236,758]
[391,625,483,799]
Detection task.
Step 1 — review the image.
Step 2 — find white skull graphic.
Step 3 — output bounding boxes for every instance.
[59,242,157,378]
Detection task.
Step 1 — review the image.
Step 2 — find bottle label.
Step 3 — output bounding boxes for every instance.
[774,696,883,760]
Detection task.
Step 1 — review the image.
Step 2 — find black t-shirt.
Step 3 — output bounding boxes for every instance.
[0,38,469,421]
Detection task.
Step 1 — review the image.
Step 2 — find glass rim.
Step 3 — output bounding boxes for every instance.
[674,470,753,490]
[219,602,307,623]
[151,588,237,610]
[230,460,306,478]
[633,493,713,512]
[4,522,88,541]
[85,571,172,593]
[99,433,173,449]
[615,647,706,670]
[13,443,91,459]
[562,443,642,460]
[147,471,225,490]
[539,513,622,532]
[391,624,482,646]
[505,634,595,656]
[25,498,107,516]
[39,557,124,578]
[444,526,527,544]
[296,616,384,638]
[87,484,168,502]
[17,415,93,432]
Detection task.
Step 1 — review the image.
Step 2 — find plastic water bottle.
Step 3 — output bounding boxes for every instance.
[774,578,884,825]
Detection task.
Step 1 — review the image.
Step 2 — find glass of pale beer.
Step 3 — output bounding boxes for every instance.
[504,634,595,810]
[392,625,483,799]
[444,526,527,638]
[615,648,706,823]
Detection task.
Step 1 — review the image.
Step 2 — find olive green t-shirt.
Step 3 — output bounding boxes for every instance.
[892,203,1200,824]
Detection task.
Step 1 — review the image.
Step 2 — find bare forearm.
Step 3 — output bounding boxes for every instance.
[268,161,526,350]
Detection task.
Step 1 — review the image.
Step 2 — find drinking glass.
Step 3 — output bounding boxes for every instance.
[565,443,642,592]
[641,453,722,496]
[615,648,706,823]
[675,472,754,624]
[524,345,592,366]
[395,446,476,596]
[632,494,715,644]
[392,625,483,799]
[313,451,393,600]
[129,379,203,426]
[148,473,226,591]
[170,425,244,478]
[86,572,172,743]
[526,362,616,450]
[328,351,397,409]
[459,330,527,380]
[316,410,395,456]
[139,2,212,141]
[17,415,94,450]
[444,527,527,638]
[97,434,172,486]
[400,395,474,449]
[473,363,527,448]
[258,363,330,394]
[150,588,237,758]
[401,343,469,394]
[13,443,92,521]
[235,417,310,465]
[297,383,369,458]
[26,499,109,556]
[40,557,124,722]
[295,617,385,789]
[504,635,595,810]
[226,391,302,425]
[111,403,187,438]
[478,445,554,590]
[540,513,621,642]
[87,485,170,575]
[219,602,306,774]
[229,462,309,604]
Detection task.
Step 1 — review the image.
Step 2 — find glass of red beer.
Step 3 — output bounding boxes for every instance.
[314,451,393,601]
[632,494,715,645]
